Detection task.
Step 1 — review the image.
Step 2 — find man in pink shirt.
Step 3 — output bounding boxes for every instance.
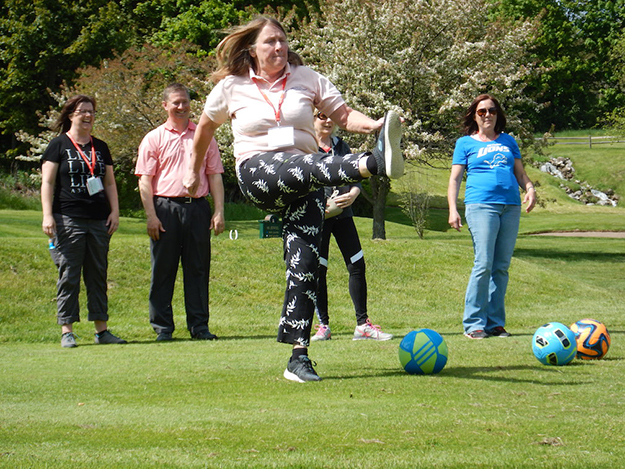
[135,83,224,341]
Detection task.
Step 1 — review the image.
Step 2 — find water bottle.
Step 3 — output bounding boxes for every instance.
[48,239,55,250]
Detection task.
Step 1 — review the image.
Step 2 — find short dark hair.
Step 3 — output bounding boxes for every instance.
[462,94,507,136]
[163,83,190,102]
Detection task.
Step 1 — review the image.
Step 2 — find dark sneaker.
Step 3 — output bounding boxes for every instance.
[372,111,404,179]
[156,332,173,342]
[192,330,218,340]
[95,330,127,344]
[489,327,511,337]
[464,330,490,339]
[61,332,78,348]
[283,356,322,383]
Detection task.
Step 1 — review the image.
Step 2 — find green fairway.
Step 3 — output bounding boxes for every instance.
[1,206,624,468]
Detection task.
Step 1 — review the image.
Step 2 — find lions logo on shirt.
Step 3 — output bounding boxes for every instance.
[477,144,511,170]
[485,153,507,169]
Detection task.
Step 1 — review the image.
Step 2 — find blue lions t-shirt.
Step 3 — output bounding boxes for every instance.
[452,133,521,205]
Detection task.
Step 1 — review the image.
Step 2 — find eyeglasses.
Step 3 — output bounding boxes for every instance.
[73,109,96,116]
[316,112,330,121]
[476,107,497,117]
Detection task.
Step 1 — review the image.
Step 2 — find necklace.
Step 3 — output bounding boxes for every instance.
[475,132,497,142]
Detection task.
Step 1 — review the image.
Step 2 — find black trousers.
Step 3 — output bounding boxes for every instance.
[236,151,366,346]
[149,196,212,336]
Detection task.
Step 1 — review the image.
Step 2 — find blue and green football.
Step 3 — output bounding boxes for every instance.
[399,329,448,375]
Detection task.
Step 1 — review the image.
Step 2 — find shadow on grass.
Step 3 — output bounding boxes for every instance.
[323,362,590,386]
[112,334,279,345]
[324,363,593,385]
[514,247,625,263]
[439,363,590,385]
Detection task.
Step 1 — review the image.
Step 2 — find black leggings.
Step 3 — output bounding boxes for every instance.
[316,215,367,326]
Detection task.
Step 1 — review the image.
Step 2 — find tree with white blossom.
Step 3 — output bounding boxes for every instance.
[288,0,539,238]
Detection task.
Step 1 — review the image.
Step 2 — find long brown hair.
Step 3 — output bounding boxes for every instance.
[52,95,96,134]
[462,94,507,136]
[211,16,303,83]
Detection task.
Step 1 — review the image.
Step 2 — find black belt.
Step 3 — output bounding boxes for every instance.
[156,196,202,204]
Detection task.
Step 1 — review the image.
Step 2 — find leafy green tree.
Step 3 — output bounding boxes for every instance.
[0,0,133,157]
[16,43,236,213]
[78,43,244,212]
[290,0,537,238]
[130,0,316,48]
[0,0,318,163]
[491,0,625,131]
[13,0,538,227]
[142,0,250,50]
[608,29,625,132]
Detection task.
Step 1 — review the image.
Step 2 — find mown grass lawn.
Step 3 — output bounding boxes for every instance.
[1,203,624,468]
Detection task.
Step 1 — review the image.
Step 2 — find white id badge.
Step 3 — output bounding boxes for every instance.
[86,176,104,196]
[268,126,294,149]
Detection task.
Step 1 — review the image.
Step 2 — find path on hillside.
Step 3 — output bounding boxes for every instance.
[531,231,625,238]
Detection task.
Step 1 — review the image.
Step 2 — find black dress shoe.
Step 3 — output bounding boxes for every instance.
[192,330,218,340]
[156,332,173,342]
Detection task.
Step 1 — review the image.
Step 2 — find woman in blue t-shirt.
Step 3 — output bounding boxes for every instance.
[447,94,536,339]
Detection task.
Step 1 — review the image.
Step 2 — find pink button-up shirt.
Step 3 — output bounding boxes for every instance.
[135,120,223,198]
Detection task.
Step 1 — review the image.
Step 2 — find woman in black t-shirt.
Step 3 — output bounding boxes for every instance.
[41,95,126,348]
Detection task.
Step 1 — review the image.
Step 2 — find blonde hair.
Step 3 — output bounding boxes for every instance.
[211,16,303,83]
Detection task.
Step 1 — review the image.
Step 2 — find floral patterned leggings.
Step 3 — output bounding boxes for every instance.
[236,151,366,346]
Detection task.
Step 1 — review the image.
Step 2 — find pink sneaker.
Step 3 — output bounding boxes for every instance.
[311,324,331,341]
[353,319,393,341]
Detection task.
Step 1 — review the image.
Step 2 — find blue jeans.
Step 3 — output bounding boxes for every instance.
[463,204,521,333]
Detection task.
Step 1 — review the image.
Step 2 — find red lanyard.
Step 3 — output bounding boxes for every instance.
[252,75,288,125]
[67,133,96,176]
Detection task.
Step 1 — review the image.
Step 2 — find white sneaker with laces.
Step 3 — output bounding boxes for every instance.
[61,332,78,348]
[311,324,331,341]
[372,111,404,179]
[353,319,393,341]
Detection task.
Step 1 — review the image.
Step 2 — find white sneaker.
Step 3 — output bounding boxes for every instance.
[61,332,78,348]
[372,111,404,179]
[353,319,393,341]
[311,324,331,341]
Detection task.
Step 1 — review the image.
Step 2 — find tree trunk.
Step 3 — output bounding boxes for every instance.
[370,175,390,240]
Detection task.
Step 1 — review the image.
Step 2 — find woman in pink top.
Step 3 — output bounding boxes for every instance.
[185,16,404,383]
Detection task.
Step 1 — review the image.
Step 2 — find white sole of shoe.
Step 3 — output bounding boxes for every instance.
[283,368,306,383]
[352,336,393,341]
[311,336,331,341]
[464,333,487,339]
[283,368,321,383]
[383,111,404,179]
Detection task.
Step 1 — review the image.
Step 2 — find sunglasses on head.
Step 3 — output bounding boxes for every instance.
[476,107,498,117]
[316,112,330,120]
